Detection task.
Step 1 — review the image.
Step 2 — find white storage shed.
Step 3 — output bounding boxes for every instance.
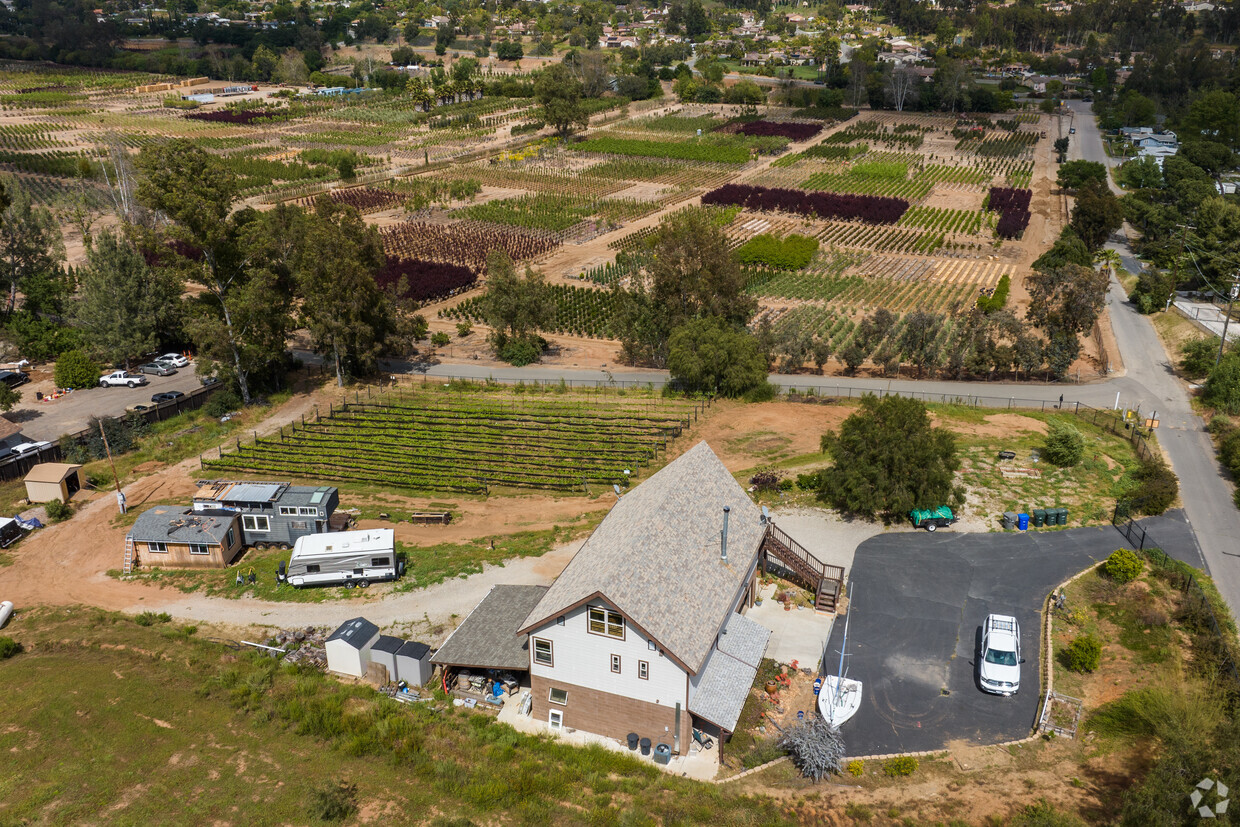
[325,617,380,677]
[396,640,433,687]
[369,635,403,683]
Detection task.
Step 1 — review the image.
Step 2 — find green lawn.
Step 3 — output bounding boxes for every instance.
[0,607,789,826]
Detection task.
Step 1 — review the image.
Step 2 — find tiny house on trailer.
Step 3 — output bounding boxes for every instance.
[278,528,400,588]
[192,480,340,549]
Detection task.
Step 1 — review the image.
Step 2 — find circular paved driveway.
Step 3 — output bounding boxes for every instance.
[827,511,1202,756]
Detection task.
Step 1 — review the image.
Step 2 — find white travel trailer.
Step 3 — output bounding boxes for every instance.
[278,528,401,589]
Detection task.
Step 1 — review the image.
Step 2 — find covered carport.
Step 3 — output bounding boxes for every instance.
[430,584,548,699]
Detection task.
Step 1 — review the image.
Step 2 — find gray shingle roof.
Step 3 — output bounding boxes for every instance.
[327,617,379,650]
[372,634,404,655]
[130,506,236,544]
[431,585,549,670]
[716,612,772,669]
[519,441,765,674]
[688,613,772,731]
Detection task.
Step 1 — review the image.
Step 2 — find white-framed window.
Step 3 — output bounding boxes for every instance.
[548,710,563,731]
[278,506,297,516]
[588,606,625,640]
[548,687,568,705]
[148,541,167,553]
[298,507,319,516]
[188,544,209,555]
[533,638,553,666]
[225,528,236,548]
[638,660,649,680]
[610,654,621,674]
[242,515,270,532]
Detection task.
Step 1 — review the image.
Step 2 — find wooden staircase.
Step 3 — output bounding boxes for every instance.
[761,524,845,614]
[122,534,135,575]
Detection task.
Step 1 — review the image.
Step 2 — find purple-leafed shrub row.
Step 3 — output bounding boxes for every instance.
[377,257,477,303]
[702,183,909,224]
[185,109,282,125]
[737,120,823,141]
[988,186,1033,239]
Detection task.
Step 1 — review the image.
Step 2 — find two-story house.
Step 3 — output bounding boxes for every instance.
[515,442,780,754]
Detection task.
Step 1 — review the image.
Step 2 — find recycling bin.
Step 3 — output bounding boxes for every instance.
[1018,513,1030,531]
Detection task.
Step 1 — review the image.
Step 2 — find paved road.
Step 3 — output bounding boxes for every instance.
[830,511,1201,756]
[9,369,205,442]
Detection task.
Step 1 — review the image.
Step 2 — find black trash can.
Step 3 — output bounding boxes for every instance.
[640,737,651,756]
[1033,508,1046,528]
[627,732,639,751]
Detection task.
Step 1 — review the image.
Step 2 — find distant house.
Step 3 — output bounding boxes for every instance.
[128,506,243,569]
[191,480,341,549]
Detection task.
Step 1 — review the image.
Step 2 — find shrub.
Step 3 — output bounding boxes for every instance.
[977,273,1010,313]
[0,636,22,659]
[497,335,543,367]
[203,389,241,419]
[742,381,778,403]
[1062,634,1102,673]
[44,499,73,522]
[430,332,451,347]
[1129,458,1179,515]
[734,233,819,269]
[1009,798,1087,827]
[882,755,918,777]
[1180,336,1221,378]
[455,321,473,337]
[846,759,865,777]
[1041,420,1084,467]
[135,611,172,626]
[53,348,99,389]
[1209,414,1233,437]
[308,779,358,822]
[1103,548,1143,584]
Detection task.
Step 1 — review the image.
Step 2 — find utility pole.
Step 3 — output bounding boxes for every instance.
[1217,273,1240,369]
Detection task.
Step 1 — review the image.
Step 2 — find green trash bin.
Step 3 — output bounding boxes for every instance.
[1058,507,1069,526]
[1033,508,1046,528]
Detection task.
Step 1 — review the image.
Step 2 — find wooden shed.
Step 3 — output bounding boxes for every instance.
[24,463,82,504]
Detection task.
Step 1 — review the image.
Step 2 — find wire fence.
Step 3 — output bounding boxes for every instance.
[1113,503,1240,696]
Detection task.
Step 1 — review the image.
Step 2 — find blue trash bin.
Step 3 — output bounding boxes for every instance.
[1018,513,1030,531]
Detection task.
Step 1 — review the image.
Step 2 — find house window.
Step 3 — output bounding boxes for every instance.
[588,606,625,639]
[225,528,236,548]
[548,710,563,731]
[242,515,270,532]
[556,616,565,626]
[371,557,390,567]
[638,661,649,680]
[290,521,308,531]
[148,541,167,553]
[610,654,621,674]
[298,507,319,516]
[188,544,209,555]
[548,687,568,705]
[648,640,657,651]
[278,506,297,516]
[533,638,553,666]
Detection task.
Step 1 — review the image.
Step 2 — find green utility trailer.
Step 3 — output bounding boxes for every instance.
[910,506,957,532]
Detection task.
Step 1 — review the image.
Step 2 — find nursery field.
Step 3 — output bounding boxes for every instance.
[202,385,700,493]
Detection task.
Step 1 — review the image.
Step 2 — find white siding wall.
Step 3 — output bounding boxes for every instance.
[529,600,687,710]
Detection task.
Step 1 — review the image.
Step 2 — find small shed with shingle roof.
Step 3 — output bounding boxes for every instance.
[431,584,549,672]
[24,462,82,504]
[326,617,381,677]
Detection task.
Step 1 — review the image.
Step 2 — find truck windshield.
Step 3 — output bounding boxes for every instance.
[985,648,1017,666]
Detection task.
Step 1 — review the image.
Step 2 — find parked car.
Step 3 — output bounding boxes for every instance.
[139,363,176,376]
[979,614,1023,696]
[0,369,29,389]
[157,353,190,368]
[151,391,185,404]
[909,506,956,532]
[99,371,148,388]
[199,374,221,387]
[5,441,51,459]
[127,403,154,413]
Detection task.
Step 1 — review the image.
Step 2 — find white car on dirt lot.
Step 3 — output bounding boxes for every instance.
[157,353,190,368]
[979,614,1022,696]
[99,371,148,388]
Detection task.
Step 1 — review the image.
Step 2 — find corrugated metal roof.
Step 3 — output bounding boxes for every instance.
[519,442,765,674]
[223,482,284,502]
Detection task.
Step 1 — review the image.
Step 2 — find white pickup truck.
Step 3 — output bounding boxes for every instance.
[98,371,148,388]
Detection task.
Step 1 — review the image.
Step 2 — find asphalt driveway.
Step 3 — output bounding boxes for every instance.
[826,511,1202,756]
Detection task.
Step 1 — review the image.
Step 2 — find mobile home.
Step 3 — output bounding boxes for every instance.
[192,480,340,549]
[278,528,400,588]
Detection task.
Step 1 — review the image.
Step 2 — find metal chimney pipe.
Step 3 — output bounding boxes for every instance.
[721,505,731,564]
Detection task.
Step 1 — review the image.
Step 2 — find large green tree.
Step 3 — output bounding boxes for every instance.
[0,182,64,318]
[813,394,964,520]
[667,318,767,397]
[1070,181,1125,250]
[1056,160,1108,192]
[481,250,556,365]
[137,139,293,403]
[72,229,183,370]
[535,63,588,137]
[292,199,403,385]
